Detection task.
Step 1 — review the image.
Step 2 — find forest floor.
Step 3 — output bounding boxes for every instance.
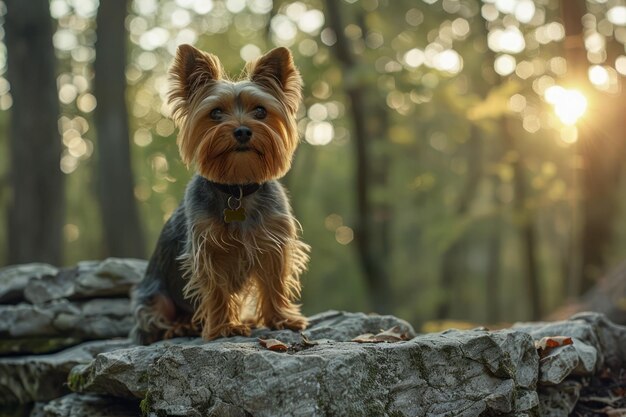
[572,367,626,416]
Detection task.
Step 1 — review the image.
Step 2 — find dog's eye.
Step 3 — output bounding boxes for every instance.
[253,106,267,120]
[210,108,223,121]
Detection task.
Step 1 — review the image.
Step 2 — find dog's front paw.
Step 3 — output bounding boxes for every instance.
[164,320,201,339]
[203,322,252,340]
[266,314,308,332]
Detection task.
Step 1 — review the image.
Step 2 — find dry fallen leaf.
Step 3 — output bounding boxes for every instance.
[352,333,377,343]
[352,326,410,343]
[535,336,573,358]
[258,338,289,352]
[535,336,573,350]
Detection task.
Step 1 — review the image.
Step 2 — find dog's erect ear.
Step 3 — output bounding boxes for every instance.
[168,45,223,166]
[169,44,223,106]
[248,47,302,114]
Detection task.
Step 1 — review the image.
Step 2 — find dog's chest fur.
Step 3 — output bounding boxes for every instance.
[183,175,292,287]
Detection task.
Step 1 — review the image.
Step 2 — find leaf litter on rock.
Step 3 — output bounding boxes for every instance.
[258,338,288,352]
[534,335,573,358]
[351,326,411,343]
[258,326,411,353]
[257,334,322,353]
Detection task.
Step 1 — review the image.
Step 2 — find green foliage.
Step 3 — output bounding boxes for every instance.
[468,80,522,121]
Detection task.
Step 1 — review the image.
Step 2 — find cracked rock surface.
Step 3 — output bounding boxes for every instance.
[0,263,58,304]
[514,312,626,416]
[0,299,133,339]
[29,394,139,417]
[69,311,537,417]
[0,339,132,404]
[23,258,146,305]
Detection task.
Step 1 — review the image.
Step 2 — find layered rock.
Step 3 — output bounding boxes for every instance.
[514,312,626,415]
[29,394,139,417]
[0,339,132,404]
[66,311,538,417]
[1,260,625,417]
[0,263,58,304]
[21,258,146,304]
[63,311,626,417]
[0,258,145,355]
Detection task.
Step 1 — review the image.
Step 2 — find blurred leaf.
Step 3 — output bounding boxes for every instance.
[535,336,574,358]
[352,326,410,343]
[389,125,413,145]
[258,338,289,352]
[467,81,522,121]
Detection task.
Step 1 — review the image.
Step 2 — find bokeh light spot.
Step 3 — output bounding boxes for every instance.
[134,129,153,147]
[240,44,261,62]
[607,6,626,25]
[77,94,96,113]
[271,15,298,45]
[305,121,334,145]
[588,65,609,87]
[53,30,78,51]
[404,48,425,68]
[508,94,527,113]
[298,9,325,34]
[325,214,343,231]
[616,56,626,75]
[494,54,516,76]
[515,0,535,23]
[308,103,328,121]
[59,84,78,104]
[434,50,462,74]
[335,226,354,245]
[488,27,525,54]
[495,0,515,14]
[63,224,80,242]
[226,0,246,13]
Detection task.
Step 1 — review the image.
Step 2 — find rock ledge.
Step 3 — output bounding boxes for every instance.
[1,260,626,417]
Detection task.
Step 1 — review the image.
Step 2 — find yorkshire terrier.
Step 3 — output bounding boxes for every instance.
[130,44,310,344]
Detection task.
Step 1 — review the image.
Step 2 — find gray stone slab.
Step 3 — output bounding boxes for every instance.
[0,339,132,404]
[69,313,538,417]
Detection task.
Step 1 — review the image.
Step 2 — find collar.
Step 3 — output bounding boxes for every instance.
[212,182,262,198]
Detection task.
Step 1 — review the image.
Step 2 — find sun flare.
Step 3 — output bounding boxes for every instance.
[544,86,588,126]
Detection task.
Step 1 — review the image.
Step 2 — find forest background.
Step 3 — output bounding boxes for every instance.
[1,0,625,328]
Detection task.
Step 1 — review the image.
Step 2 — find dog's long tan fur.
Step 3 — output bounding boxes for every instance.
[129,45,309,344]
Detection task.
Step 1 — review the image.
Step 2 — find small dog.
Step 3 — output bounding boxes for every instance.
[130,44,310,344]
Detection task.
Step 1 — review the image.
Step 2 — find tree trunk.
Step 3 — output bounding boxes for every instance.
[503,119,542,320]
[323,0,392,313]
[4,0,64,265]
[560,0,626,294]
[436,127,482,320]
[94,0,145,258]
[485,181,502,323]
[437,9,497,320]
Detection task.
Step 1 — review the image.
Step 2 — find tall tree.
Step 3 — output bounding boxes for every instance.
[510,130,542,320]
[4,0,64,265]
[94,0,145,258]
[323,0,392,313]
[436,127,483,320]
[560,0,626,294]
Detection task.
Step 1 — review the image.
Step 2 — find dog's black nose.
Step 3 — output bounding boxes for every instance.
[233,126,252,144]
